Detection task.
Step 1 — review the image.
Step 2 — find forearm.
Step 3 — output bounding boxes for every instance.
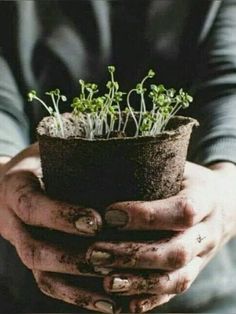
[0,56,29,157]
[208,161,236,240]
[208,161,236,172]
[0,156,11,174]
[188,1,236,166]
[0,156,11,166]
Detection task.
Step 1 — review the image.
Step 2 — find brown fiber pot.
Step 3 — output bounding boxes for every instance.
[37,116,198,211]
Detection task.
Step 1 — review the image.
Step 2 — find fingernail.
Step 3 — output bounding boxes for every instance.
[105,210,128,227]
[94,266,113,275]
[111,277,130,292]
[95,300,115,314]
[90,250,113,266]
[75,216,98,235]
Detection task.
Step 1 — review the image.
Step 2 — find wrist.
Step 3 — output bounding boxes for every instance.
[208,161,236,183]
[209,162,236,239]
[0,156,11,168]
[0,156,12,177]
[208,161,236,172]
[0,156,11,164]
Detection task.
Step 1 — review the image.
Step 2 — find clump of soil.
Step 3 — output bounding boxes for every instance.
[38,113,129,139]
[38,113,85,138]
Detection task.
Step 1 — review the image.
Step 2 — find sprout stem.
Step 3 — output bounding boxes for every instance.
[126,89,139,136]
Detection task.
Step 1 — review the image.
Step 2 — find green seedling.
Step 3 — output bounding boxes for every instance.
[71,66,125,139]
[28,89,67,137]
[28,66,193,139]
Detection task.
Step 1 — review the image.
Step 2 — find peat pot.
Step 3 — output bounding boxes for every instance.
[37,115,198,211]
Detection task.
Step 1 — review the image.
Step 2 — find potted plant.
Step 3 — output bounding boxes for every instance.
[28,66,198,213]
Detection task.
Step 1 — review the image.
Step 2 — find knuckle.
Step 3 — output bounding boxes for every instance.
[207,241,216,252]
[16,192,34,224]
[5,171,39,213]
[132,202,154,224]
[177,196,197,227]
[134,202,157,227]
[20,242,35,269]
[33,270,44,285]
[167,245,190,269]
[34,271,55,297]
[146,206,157,226]
[19,241,40,269]
[175,273,192,294]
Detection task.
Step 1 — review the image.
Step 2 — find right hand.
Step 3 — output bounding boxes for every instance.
[0,143,118,314]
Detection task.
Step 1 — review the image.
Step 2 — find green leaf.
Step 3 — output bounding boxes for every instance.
[27,90,36,101]
[106,81,113,89]
[91,84,98,91]
[148,69,155,78]
[167,88,176,97]
[54,88,60,96]
[114,82,119,90]
[187,95,193,102]
[108,65,115,73]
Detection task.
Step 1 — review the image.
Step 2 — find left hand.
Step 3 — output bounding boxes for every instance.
[0,145,119,314]
[86,161,236,313]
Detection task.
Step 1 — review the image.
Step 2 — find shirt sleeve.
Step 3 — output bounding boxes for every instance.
[0,56,29,157]
[188,0,236,166]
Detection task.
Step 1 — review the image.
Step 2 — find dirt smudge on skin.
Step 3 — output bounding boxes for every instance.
[58,206,94,224]
[77,261,96,275]
[75,294,92,308]
[38,276,56,296]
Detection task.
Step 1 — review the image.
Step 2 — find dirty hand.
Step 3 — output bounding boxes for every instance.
[86,161,236,313]
[0,143,119,314]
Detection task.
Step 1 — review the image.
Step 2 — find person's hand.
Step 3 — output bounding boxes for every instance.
[86,161,236,313]
[0,143,119,314]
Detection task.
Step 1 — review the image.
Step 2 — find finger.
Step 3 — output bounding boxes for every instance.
[183,161,207,180]
[105,192,211,231]
[104,256,202,295]
[105,161,216,232]
[2,171,102,236]
[0,203,112,277]
[129,293,175,313]
[33,270,120,314]
[16,232,114,277]
[87,222,215,270]
[0,142,41,177]
[128,238,204,313]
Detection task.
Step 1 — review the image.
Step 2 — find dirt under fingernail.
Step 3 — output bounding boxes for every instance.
[75,216,98,235]
[111,277,130,292]
[95,300,115,314]
[90,250,113,266]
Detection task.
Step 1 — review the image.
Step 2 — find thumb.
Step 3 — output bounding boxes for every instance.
[0,142,40,177]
